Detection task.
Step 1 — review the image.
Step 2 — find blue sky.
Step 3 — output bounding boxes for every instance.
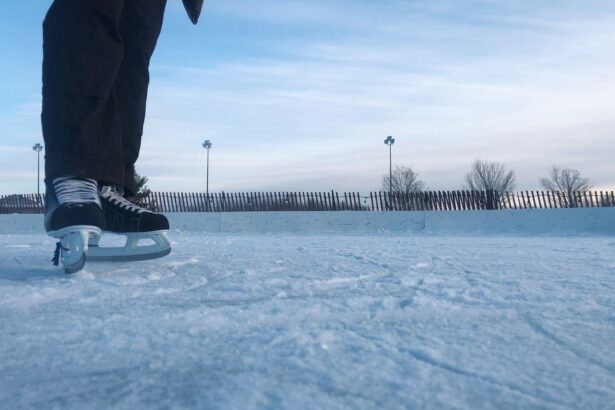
[1,0,614,194]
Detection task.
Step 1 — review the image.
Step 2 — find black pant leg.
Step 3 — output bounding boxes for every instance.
[116,0,167,195]
[42,0,126,186]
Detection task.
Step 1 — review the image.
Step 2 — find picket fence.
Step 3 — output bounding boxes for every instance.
[1,191,614,214]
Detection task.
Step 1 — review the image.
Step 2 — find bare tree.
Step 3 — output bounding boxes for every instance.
[464,159,516,192]
[381,165,425,193]
[540,166,592,192]
[540,166,592,208]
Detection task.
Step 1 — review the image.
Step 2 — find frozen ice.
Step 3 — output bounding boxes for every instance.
[0,215,614,409]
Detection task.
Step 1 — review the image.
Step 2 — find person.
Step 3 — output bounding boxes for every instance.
[42,0,203,273]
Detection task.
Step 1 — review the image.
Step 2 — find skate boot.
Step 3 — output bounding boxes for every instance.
[90,185,171,262]
[45,176,104,273]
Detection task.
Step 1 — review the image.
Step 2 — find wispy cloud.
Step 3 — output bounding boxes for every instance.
[140,1,615,191]
[1,0,614,193]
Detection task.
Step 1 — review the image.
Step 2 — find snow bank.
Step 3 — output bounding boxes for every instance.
[173,208,615,234]
[0,214,43,234]
[1,208,613,235]
[423,208,615,235]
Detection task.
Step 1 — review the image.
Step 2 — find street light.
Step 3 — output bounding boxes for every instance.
[32,143,43,196]
[384,136,395,194]
[202,140,213,199]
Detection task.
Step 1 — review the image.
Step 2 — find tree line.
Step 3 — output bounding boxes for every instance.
[381,160,594,194]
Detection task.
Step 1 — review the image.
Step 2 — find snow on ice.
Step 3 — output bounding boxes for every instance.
[0,213,614,409]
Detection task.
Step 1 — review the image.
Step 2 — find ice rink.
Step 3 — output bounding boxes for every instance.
[1,214,614,409]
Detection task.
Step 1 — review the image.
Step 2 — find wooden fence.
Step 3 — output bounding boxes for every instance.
[0,194,45,214]
[1,191,614,214]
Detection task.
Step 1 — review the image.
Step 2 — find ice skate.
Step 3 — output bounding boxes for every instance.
[89,185,171,262]
[45,176,104,273]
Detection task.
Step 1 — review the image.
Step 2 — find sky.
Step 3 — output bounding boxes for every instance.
[1,0,614,194]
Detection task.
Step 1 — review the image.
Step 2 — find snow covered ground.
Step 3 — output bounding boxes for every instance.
[1,213,614,409]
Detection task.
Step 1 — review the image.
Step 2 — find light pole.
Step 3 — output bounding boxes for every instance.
[384,136,395,194]
[202,140,212,199]
[32,143,43,196]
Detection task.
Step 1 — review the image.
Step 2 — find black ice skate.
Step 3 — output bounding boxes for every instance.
[45,176,104,273]
[89,185,171,262]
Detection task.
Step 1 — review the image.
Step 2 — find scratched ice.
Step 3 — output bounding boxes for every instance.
[1,224,614,409]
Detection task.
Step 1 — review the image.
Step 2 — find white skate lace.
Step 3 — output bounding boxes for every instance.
[100,186,147,214]
[53,176,101,206]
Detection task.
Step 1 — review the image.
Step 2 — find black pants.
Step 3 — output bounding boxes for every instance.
[42,0,167,195]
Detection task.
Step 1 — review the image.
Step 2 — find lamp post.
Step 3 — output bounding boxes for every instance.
[202,140,212,200]
[32,143,43,196]
[384,136,395,194]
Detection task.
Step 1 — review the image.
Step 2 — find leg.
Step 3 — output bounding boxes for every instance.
[115,0,167,195]
[42,0,126,186]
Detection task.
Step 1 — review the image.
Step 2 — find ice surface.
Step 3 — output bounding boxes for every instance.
[1,225,614,408]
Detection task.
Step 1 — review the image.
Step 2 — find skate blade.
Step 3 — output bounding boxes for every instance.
[47,226,102,274]
[63,253,86,274]
[88,231,171,262]
[88,247,172,262]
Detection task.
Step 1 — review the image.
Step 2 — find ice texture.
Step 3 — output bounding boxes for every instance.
[1,226,614,408]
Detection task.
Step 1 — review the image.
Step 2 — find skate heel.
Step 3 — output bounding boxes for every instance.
[48,226,103,274]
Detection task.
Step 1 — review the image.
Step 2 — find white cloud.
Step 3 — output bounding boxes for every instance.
[1,0,615,193]
[139,6,615,192]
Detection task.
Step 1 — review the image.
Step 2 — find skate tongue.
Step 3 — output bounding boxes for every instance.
[100,185,124,197]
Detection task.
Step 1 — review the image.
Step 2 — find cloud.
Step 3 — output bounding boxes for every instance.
[1,0,615,193]
[139,4,615,191]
